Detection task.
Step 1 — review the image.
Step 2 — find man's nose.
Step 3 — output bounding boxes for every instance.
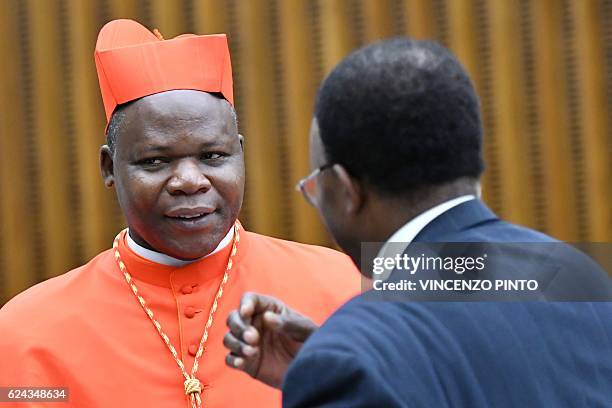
[166,159,212,195]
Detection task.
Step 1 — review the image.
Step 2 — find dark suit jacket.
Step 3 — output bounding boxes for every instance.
[282,200,612,407]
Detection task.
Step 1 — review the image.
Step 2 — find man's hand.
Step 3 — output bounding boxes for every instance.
[224,292,318,389]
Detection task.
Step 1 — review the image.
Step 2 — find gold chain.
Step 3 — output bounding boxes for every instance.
[112,222,240,408]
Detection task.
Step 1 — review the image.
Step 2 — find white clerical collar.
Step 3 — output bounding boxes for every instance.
[126,227,235,266]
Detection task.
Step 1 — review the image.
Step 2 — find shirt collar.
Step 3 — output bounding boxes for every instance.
[385,195,476,245]
[126,226,235,266]
[115,222,248,288]
[375,195,476,278]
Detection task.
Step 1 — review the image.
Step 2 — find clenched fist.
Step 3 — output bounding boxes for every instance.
[224,292,318,389]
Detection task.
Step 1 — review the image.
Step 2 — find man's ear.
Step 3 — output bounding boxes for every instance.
[332,164,364,215]
[238,134,245,151]
[100,145,115,187]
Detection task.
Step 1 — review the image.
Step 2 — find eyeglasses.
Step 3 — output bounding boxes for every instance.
[295,163,334,207]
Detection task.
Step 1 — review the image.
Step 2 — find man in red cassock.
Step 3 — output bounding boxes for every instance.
[0,19,359,408]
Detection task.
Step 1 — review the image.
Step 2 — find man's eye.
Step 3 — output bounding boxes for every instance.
[201,152,223,160]
[141,158,165,166]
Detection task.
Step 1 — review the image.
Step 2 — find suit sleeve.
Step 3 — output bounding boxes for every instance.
[282,348,404,408]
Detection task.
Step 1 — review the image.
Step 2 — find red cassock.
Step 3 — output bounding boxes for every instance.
[0,223,359,407]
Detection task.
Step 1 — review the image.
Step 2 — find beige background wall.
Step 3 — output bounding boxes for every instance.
[0,0,610,303]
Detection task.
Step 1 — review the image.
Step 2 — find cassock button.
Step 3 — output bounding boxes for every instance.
[184,306,198,318]
[188,345,198,356]
[181,284,194,295]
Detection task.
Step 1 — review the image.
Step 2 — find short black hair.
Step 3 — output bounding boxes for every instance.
[314,37,484,196]
[106,100,134,155]
[105,93,238,155]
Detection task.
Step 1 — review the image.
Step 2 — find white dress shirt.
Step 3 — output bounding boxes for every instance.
[375,195,475,280]
[385,195,475,245]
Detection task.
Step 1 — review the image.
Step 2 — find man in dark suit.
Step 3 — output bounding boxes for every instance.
[223,38,612,406]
